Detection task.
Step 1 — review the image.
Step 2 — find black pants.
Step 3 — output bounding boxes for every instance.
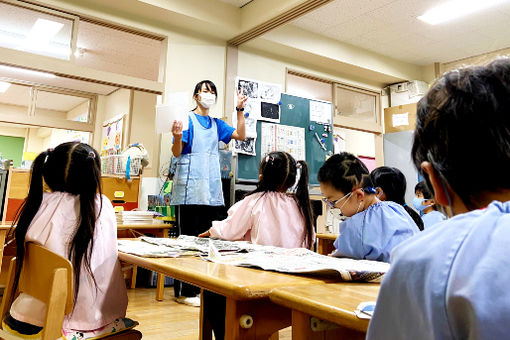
[174,204,227,297]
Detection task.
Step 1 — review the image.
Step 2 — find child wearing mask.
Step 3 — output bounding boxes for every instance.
[414,181,446,228]
[318,152,419,263]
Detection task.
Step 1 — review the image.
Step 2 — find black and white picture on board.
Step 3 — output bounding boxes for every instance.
[260,102,280,123]
[237,79,259,99]
[234,137,256,156]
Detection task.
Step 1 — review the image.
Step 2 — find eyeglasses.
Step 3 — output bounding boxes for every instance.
[322,197,343,209]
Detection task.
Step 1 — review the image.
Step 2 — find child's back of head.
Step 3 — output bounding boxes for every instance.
[251,151,314,248]
[318,152,373,194]
[412,58,510,210]
[13,142,103,302]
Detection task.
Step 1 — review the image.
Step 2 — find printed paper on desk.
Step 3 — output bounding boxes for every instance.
[392,112,409,127]
[155,92,190,134]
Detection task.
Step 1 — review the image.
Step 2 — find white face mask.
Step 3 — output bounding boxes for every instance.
[198,92,216,109]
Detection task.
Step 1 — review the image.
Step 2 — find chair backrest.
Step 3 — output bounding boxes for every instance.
[0,242,74,340]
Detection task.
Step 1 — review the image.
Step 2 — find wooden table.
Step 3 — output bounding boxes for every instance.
[270,283,380,339]
[118,252,340,340]
[116,223,175,297]
[316,233,338,255]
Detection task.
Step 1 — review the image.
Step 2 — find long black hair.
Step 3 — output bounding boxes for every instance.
[371,166,424,231]
[11,142,103,305]
[248,151,314,249]
[412,58,510,210]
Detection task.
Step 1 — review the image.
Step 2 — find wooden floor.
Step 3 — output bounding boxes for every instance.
[126,287,291,340]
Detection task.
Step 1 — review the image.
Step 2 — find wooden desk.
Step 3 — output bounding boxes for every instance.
[316,233,338,255]
[118,252,339,340]
[270,283,380,339]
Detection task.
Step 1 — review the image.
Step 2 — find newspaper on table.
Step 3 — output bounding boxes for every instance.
[207,241,388,282]
[117,236,389,282]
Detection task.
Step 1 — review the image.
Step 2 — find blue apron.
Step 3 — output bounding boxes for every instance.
[170,112,224,206]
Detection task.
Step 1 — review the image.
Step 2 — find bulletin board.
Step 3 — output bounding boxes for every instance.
[101,114,125,156]
[236,93,333,186]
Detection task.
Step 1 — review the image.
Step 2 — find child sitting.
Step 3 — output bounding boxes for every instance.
[318,152,419,263]
[199,151,315,340]
[367,58,510,340]
[371,166,424,231]
[5,142,136,339]
[414,181,446,228]
[200,151,315,248]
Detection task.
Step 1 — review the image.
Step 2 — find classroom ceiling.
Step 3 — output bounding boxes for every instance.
[219,0,254,8]
[291,0,510,65]
[0,82,89,112]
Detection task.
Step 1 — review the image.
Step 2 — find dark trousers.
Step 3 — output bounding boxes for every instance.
[174,204,228,297]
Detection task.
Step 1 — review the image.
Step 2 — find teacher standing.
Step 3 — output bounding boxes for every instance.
[170,80,247,306]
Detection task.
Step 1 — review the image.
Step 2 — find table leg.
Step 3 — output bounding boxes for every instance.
[224,298,291,340]
[156,273,165,301]
[199,290,213,340]
[130,265,138,289]
[291,310,365,340]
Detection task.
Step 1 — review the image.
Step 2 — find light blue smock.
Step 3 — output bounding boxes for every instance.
[367,201,510,340]
[422,210,446,229]
[332,201,419,263]
[170,112,224,206]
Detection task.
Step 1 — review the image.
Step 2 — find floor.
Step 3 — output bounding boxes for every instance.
[126,287,292,340]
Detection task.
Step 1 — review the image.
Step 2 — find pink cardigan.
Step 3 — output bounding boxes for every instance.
[210,192,314,248]
[10,192,127,331]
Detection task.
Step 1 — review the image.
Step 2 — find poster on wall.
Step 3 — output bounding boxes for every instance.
[261,122,305,161]
[233,137,256,156]
[309,99,332,125]
[235,77,281,123]
[102,114,125,156]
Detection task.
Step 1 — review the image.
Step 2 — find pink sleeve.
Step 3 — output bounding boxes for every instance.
[209,195,256,241]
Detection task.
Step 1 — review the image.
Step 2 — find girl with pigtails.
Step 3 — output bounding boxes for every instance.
[5,142,135,339]
[199,151,315,340]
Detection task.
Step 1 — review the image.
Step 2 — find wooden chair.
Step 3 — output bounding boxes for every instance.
[0,242,142,340]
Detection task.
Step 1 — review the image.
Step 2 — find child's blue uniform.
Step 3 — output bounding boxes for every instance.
[367,201,510,340]
[422,210,446,229]
[333,201,419,263]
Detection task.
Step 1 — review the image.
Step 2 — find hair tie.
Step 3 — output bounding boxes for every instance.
[296,161,302,169]
[265,155,274,164]
[88,151,96,159]
[363,186,377,194]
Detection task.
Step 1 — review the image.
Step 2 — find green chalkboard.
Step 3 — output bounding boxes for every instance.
[236,93,333,185]
[0,135,25,167]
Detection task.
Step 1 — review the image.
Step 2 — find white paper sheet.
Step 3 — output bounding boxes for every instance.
[259,82,282,104]
[232,114,257,138]
[392,112,409,127]
[309,100,332,124]
[155,92,189,134]
[233,137,257,156]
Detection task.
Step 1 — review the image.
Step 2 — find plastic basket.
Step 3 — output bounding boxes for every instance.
[101,155,143,176]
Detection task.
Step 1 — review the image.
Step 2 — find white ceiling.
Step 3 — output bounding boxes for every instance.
[219,0,253,7]
[292,0,510,65]
[0,82,89,112]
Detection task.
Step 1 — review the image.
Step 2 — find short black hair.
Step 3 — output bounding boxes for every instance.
[415,181,433,199]
[318,152,373,194]
[193,80,217,97]
[370,166,406,205]
[412,58,510,209]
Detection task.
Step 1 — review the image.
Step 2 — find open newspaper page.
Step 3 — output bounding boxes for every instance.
[118,236,389,282]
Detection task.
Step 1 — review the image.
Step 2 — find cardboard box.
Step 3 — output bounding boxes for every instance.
[384,103,417,134]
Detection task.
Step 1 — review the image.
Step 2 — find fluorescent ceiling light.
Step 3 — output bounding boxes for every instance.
[0,81,11,93]
[0,65,56,78]
[26,18,64,47]
[418,0,508,25]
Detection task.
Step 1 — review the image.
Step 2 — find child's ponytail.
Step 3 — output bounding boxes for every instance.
[11,150,50,299]
[295,160,314,249]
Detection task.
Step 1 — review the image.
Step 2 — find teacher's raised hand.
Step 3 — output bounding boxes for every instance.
[236,87,248,109]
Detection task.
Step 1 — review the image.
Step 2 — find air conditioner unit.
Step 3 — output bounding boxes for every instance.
[388,80,428,106]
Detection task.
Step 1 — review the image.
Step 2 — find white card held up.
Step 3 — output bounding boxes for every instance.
[155,92,189,134]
